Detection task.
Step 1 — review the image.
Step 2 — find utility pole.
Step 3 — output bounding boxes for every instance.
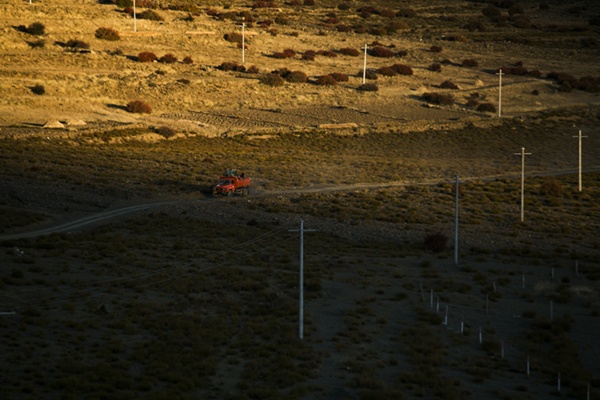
[241,22,246,64]
[289,220,315,340]
[454,175,459,266]
[133,0,137,32]
[573,129,587,192]
[514,147,531,222]
[496,69,504,118]
[362,44,368,84]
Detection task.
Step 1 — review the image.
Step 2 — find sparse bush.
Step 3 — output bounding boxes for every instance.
[337,24,352,32]
[476,103,496,113]
[338,3,351,11]
[177,78,190,85]
[424,232,448,252]
[302,50,316,61]
[512,15,531,28]
[377,66,397,77]
[259,73,285,86]
[25,22,45,36]
[429,45,443,53]
[380,9,396,19]
[285,70,308,83]
[246,65,260,74]
[65,39,90,49]
[224,32,243,43]
[95,27,120,41]
[31,84,45,95]
[386,20,410,33]
[339,47,360,57]
[357,83,378,91]
[126,100,152,114]
[218,61,245,72]
[462,59,479,68]
[465,93,481,108]
[428,63,442,72]
[116,0,133,7]
[182,56,193,64]
[26,39,45,48]
[317,50,337,58]
[159,53,177,63]
[156,126,176,138]
[330,72,349,82]
[397,8,417,18]
[138,10,164,21]
[390,64,413,76]
[315,75,337,86]
[440,80,459,89]
[540,178,564,197]
[369,46,395,58]
[137,52,157,62]
[303,0,315,5]
[359,69,378,80]
[423,92,454,106]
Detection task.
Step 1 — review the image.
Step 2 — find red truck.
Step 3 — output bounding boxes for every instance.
[213,170,251,196]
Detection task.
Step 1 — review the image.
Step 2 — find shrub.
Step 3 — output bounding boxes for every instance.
[465,93,481,108]
[246,65,260,74]
[224,32,243,43]
[330,72,349,82]
[390,64,413,75]
[397,8,417,18]
[428,63,442,72]
[138,10,164,21]
[159,53,177,63]
[315,75,337,86]
[337,24,352,32]
[30,84,45,95]
[156,126,176,138]
[423,92,454,105]
[541,178,564,197]
[377,66,397,77]
[177,78,190,84]
[386,20,410,33]
[476,103,497,113]
[65,39,90,49]
[26,39,45,48]
[95,27,120,41]
[359,69,378,80]
[440,80,459,89]
[218,61,245,72]
[338,3,351,11]
[380,9,397,19]
[25,22,45,36]
[369,46,395,58]
[429,45,443,53]
[285,70,308,83]
[126,100,152,114]
[512,15,531,29]
[116,0,133,7]
[137,52,157,62]
[424,232,448,252]
[182,56,193,64]
[259,73,285,86]
[317,50,337,57]
[304,0,315,5]
[339,47,360,57]
[302,50,316,61]
[462,59,479,68]
[357,83,378,91]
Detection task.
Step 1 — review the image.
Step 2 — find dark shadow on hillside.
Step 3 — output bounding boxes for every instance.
[106,104,128,111]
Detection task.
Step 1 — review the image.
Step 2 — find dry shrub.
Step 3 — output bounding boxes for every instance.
[440,80,459,89]
[476,103,496,113]
[159,53,177,63]
[465,20,490,32]
[500,66,528,75]
[377,66,397,77]
[444,34,468,42]
[138,9,163,21]
[330,72,349,82]
[339,47,360,57]
[273,49,295,59]
[95,27,120,41]
[126,100,152,114]
[246,65,260,74]
[27,39,45,48]
[465,93,481,108]
[357,83,378,91]
[369,26,388,36]
[462,59,479,68]
[512,15,531,28]
[218,61,246,72]
[252,0,275,8]
[429,45,443,53]
[380,9,396,19]
[359,69,378,80]
[302,50,316,61]
[224,32,243,43]
[315,75,337,86]
[424,232,448,252]
[177,78,190,85]
[303,0,315,5]
[337,25,352,32]
[397,8,417,18]
[338,3,351,11]
[317,50,337,57]
[540,178,564,197]
[137,52,157,62]
[182,56,193,64]
[156,126,176,138]
[285,71,308,83]
[369,46,395,58]
[31,84,45,95]
[386,20,410,33]
[428,63,442,72]
[24,22,45,36]
[324,17,339,24]
[65,39,90,49]
[391,64,413,75]
[423,92,454,105]
[259,73,285,86]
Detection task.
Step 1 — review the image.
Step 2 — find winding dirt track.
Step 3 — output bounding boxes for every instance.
[2,166,598,241]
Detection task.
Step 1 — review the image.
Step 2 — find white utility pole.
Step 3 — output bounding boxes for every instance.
[573,129,587,192]
[496,69,504,117]
[133,0,137,32]
[454,175,459,266]
[241,22,246,64]
[514,147,531,222]
[289,220,315,340]
[362,44,368,84]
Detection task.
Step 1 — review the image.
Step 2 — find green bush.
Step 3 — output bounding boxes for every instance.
[126,100,152,114]
[95,27,120,41]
